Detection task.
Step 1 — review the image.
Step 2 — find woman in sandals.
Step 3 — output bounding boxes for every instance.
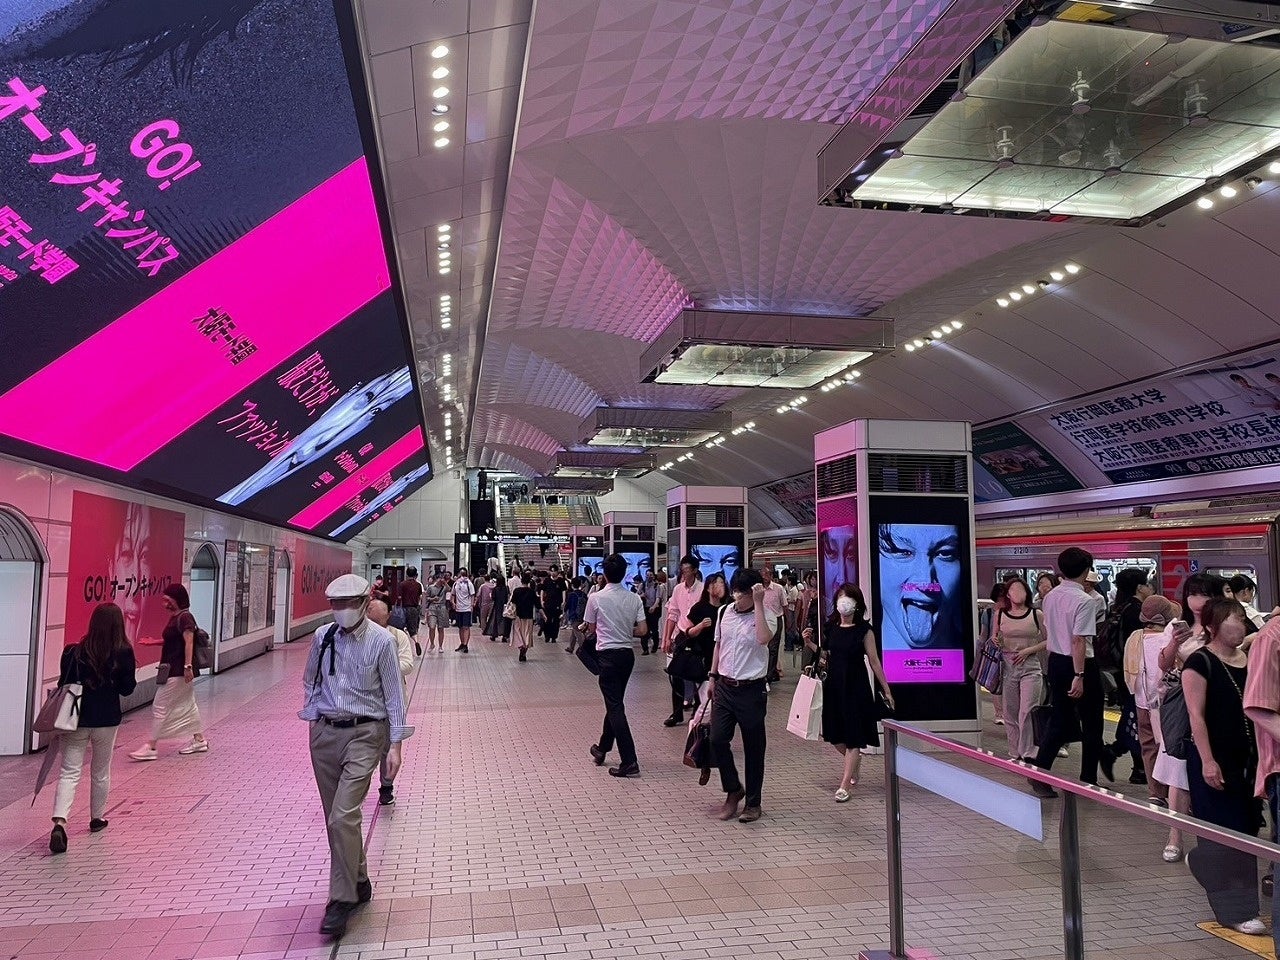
[810,583,893,802]
[49,602,137,854]
[130,584,208,760]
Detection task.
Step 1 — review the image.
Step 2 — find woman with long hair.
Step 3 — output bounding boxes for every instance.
[486,572,510,643]
[981,582,1008,725]
[814,584,893,802]
[1183,598,1264,934]
[130,583,207,760]
[997,578,1046,762]
[49,602,137,854]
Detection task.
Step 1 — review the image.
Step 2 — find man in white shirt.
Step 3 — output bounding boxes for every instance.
[584,554,649,778]
[709,569,778,823]
[662,555,704,725]
[366,600,416,806]
[1032,547,1104,795]
[452,567,476,653]
[760,565,786,682]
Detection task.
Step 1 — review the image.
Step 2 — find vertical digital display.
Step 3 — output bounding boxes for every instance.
[685,531,744,584]
[618,545,655,585]
[816,496,857,623]
[576,554,603,578]
[0,0,430,541]
[870,495,974,693]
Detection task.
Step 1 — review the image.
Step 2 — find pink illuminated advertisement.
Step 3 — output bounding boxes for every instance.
[293,539,354,620]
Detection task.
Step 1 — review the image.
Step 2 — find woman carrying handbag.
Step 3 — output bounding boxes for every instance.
[49,602,137,853]
[130,584,208,761]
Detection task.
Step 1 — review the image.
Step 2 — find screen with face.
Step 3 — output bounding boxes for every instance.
[620,549,654,584]
[686,532,744,585]
[577,554,603,578]
[816,496,857,622]
[0,0,430,541]
[869,495,973,688]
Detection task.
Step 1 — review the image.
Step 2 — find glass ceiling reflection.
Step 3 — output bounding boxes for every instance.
[588,427,720,449]
[654,343,872,388]
[849,19,1280,220]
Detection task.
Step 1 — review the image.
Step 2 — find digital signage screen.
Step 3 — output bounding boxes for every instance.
[816,496,857,624]
[869,496,976,720]
[0,0,430,541]
[618,546,654,585]
[576,554,603,578]
[685,530,744,585]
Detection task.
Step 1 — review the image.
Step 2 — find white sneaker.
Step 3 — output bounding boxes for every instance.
[1232,919,1266,936]
[178,738,209,755]
[129,746,158,761]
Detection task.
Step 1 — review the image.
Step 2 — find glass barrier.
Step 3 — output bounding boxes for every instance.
[861,722,1280,960]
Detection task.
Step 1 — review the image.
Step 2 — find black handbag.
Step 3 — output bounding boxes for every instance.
[666,632,709,683]
[683,720,711,769]
[575,629,601,676]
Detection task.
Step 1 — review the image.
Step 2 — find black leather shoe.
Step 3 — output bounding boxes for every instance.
[320,900,356,937]
[1099,747,1116,783]
[89,818,109,833]
[589,744,606,765]
[738,806,762,823]
[356,878,372,903]
[49,824,67,854]
[608,762,640,778]
[1029,779,1059,799]
[378,785,395,806]
[663,715,682,727]
[1129,767,1147,785]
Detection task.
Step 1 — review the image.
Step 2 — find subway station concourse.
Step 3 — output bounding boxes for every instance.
[4,0,1280,958]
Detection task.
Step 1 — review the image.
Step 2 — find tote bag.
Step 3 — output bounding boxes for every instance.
[786,672,824,741]
[32,677,82,734]
[970,632,1005,695]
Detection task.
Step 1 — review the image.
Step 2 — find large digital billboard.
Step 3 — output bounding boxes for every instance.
[0,0,430,541]
[685,531,744,585]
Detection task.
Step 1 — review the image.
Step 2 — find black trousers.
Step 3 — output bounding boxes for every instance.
[766,621,783,681]
[643,609,660,653]
[543,609,561,641]
[596,649,637,766]
[710,680,768,807]
[1034,653,1104,784]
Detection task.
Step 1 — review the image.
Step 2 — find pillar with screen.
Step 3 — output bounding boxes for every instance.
[603,512,657,586]
[665,487,747,584]
[572,527,605,579]
[814,420,979,735]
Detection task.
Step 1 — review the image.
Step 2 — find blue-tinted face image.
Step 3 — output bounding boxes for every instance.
[621,551,652,583]
[877,523,963,651]
[689,543,740,584]
[578,555,603,577]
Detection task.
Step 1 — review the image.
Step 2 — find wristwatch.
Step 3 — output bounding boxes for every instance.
[1073,672,1084,678]
[184,663,193,669]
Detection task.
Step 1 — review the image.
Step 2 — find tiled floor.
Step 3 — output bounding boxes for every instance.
[0,634,1265,960]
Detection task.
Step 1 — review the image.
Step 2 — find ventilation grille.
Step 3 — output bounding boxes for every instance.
[867,453,968,494]
[687,506,744,528]
[612,525,656,542]
[668,505,681,530]
[816,456,857,499]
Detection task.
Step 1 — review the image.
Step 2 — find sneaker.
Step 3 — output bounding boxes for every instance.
[178,738,209,755]
[455,644,465,652]
[1232,919,1266,936]
[129,746,158,762]
[1058,746,1070,758]
[993,717,1005,726]
[378,786,395,806]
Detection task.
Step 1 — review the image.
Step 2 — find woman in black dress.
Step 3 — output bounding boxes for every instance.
[814,583,893,802]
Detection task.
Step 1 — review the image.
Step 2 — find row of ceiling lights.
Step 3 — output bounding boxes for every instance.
[995,262,1082,309]
[903,318,963,353]
[429,44,452,149]
[657,420,758,471]
[775,395,809,415]
[819,369,863,390]
[1194,162,1280,210]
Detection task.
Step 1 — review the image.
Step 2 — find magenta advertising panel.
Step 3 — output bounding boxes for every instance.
[0,1,430,541]
[816,496,857,624]
[869,495,976,719]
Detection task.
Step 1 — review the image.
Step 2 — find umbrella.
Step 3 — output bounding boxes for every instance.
[31,735,64,805]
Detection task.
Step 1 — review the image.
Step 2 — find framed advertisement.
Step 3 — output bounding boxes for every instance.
[869,494,975,721]
[816,496,857,625]
[684,530,745,585]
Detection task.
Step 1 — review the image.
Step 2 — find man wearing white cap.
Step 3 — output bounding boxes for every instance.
[300,573,412,938]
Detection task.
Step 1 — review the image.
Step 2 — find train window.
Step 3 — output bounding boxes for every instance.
[1208,567,1256,585]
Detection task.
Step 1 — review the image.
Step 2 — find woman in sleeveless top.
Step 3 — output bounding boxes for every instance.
[997,578,1046,761]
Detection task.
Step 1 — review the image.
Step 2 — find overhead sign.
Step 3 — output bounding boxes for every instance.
[0,1,430,541]
[1033,344,1280,484]
[468,533,571,545]
[972,422,1083,499]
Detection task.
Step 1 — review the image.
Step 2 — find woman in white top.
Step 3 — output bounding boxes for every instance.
[1123,594,1177,807]
[1152,573,1227,862]
[996,578,1046,762]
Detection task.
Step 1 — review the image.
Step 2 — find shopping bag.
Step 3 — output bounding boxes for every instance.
[32,683,82,734]
[786,673,823,741]
[970,636,1004,695]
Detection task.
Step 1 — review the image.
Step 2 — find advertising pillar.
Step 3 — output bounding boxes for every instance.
[571,526,604,579]
[602,512,658,585]
[665,486,747,583]
[814,420,979,735]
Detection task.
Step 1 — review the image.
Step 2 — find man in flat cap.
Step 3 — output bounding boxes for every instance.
[300,573,413,938]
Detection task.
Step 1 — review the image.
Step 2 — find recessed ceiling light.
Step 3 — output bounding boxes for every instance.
[1270,161,1280,174]
[952,320,963,329]
[434,137,450,148]
[437,241,450,251]
[1220,184,1237,198]
[433,120,449,132]
[431,44,449,59]
[1064,263,1080,274]
[1050,270,1064,281]
[431,66,449,80]
[438,224,451,234]
[996,297,1009,307]
[439,266,451,274]
[432,104,449,116]
[904,343,916,352]
[1021,284,1035,295]
[432,86,449,99]
[1010,291,1022,301]
[931,328,943,338]
[912,339,925,348]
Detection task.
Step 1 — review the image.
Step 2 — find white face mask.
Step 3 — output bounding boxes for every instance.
[836,597,857,616]
[333,604,366,630]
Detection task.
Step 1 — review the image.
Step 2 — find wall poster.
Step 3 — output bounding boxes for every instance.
[225,540,275,638]
[972,422,1082,498]
[292,537,353,619]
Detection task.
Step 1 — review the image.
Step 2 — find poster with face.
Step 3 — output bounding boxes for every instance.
[65,492,185,666]
[870,495,973,685]
[686,532,744,585]
[620,548,654,585]
[816,496,857,621]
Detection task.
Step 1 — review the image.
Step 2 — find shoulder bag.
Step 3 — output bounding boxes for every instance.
[970,610,1005,695]
[33,653,82,734]
[575,624,602,675]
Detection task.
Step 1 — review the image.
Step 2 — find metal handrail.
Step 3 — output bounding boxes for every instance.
[878,720,1280,960]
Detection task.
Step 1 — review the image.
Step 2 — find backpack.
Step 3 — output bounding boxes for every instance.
[1158,668,1191,759]
[192,626,212,671]
[1094,599,1132,668]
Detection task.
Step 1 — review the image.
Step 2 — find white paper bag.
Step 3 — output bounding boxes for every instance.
[786,674,823,741]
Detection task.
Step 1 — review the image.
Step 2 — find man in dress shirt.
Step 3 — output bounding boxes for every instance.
[301,574,413,938]
[662,555,704,725]
[584,553,649,778]
[760,565,786,683]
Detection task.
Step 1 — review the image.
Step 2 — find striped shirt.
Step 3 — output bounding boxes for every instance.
[1244,618,1280,798]
[299,617,412,742]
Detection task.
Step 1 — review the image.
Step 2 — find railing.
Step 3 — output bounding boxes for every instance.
[869,720,1280,960]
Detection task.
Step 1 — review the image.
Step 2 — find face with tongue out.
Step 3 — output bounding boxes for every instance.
[877,523,963,650]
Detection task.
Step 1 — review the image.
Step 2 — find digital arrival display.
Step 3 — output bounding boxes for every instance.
[0,0,431,541]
